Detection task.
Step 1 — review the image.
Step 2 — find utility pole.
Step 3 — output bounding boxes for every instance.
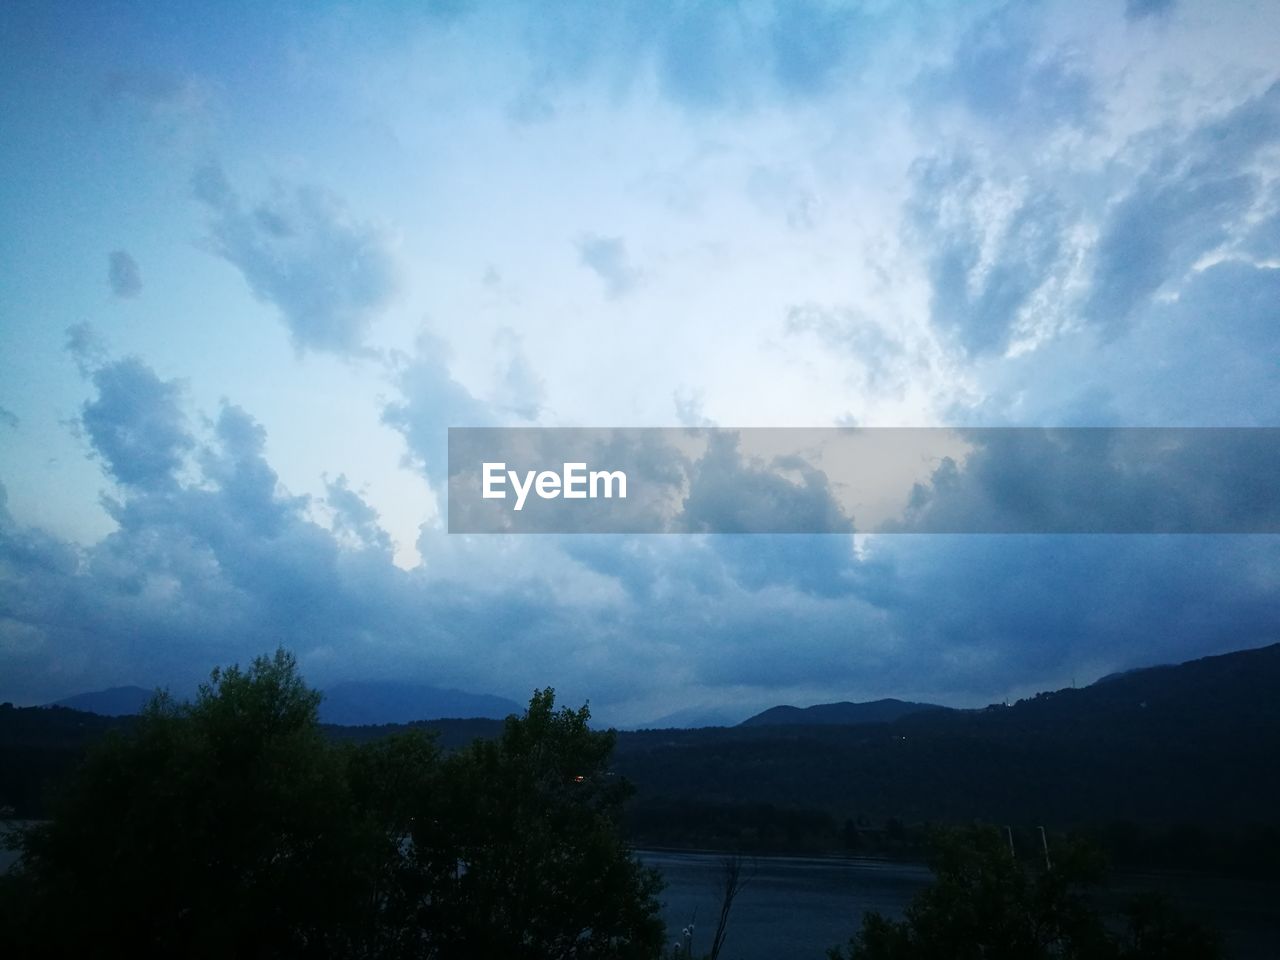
[1039,826,1052,871]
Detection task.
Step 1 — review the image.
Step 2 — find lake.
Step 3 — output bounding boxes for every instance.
[640,849,1280,960]
[641,850,930,959]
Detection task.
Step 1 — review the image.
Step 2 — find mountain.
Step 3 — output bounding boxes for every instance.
[617,642,1280,836]
[634,705,744,729]
[318,681,521,726]
[740,697,947,727]
[49,686,155,716]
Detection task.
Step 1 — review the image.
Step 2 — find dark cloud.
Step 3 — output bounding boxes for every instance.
[5,383,1280,719]
[894,429,1280,534]
[107,250,142,298]
[577,234,640,298]
[907,157,1066,356]
[193,163,398,354]
[678,432,852,535]
[1083,82,1280,336]
[382,332,493,484]
[80,357,192,490]
[326,475,393,554]
[953,251,1280,430]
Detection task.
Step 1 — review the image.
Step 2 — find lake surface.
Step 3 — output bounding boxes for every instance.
[640,849,1280,960]
[640,850,930,960]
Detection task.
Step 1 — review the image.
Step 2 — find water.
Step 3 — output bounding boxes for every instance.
[640,849,1280,960]
[640,850,931,960]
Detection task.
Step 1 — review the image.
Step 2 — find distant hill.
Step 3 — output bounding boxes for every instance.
[45,680,521,726]
[617,642,1280,836]
[318,681,521,726]
[11,643,1280,841]
[740,697,947,727]
[634,705,744,729]
[49,686,155,716]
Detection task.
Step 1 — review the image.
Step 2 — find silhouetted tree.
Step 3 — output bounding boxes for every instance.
[390,688,665,959]
[828,826,1223,960]
[1,649,367,958]
[0,654,665,960]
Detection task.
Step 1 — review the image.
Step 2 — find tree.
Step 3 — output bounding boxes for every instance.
[1,649,368,958]
[393,688,666,960]
[1,655,665,960]
[829,826,1223,960]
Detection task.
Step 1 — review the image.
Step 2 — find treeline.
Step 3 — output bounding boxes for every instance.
[0,650,1240,959]
[1,651,664,958]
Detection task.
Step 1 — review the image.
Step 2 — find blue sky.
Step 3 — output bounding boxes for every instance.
[1,0,1278,725]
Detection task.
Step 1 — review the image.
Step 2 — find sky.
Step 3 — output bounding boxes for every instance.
[1,0,1278,726]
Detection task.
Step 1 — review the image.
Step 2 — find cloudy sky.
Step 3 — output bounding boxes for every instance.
[1,0,1278,725]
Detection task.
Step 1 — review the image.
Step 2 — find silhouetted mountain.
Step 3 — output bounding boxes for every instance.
[318,681,520,726]
[49,686,155,716]
[7,644,1279,861]
[634,706,743,729]
[616,642,1280,843]
[740,697,947,727]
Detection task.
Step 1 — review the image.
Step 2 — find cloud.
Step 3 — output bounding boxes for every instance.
[0,406,18,430]
[893,428,1280,534]
[954,252,1280,430]
[914,10,1096,132]
[5,369,1280,720]
[107,250,142,298]
[65,322,108,376]
[326,475,393,554]
[1082,82,1280,336]
[907,157,1067,356]
[79,357,192,490]
[673,388,715,428]
[518,1,871,113]
[381,331,493,484]
[193,163,398,354]
[490,328,545,421]
[1125,0,1175,21]
[678,432,852,535]
[577,234,640,298]
[785,304,911,394]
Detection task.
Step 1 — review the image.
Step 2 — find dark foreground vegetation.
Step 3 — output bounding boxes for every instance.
[0,647,1267,957]
[830,826,1225,960]
[0,651,664,958]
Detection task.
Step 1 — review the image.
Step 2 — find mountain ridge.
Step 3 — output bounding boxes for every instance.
[740,697,948,728]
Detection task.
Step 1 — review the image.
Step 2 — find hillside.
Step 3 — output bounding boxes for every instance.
[6,643,1278,866]
[49,686,155,716]
[614,643,1280,846]
[740,698,947,727]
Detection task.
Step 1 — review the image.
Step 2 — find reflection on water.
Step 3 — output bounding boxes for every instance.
[640,850,931,960]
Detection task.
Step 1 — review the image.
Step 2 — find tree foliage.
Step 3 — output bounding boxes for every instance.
[829,826,1223,960]
[0,651,663,959]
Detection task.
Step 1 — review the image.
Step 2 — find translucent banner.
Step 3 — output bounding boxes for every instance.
[447,427,1280,534]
